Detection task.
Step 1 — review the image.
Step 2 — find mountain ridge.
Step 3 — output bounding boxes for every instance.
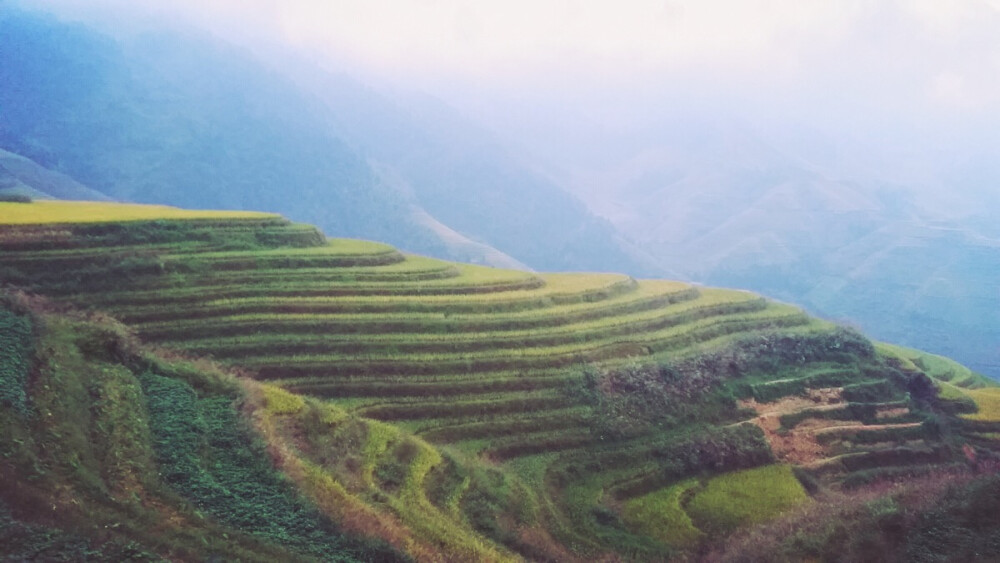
[0,5,656,276]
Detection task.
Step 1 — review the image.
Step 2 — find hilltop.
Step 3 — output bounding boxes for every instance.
[1,201,999,561]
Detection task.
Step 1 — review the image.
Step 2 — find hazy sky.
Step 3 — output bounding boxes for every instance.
[30,1,1000,98]
[25,1,1000,154]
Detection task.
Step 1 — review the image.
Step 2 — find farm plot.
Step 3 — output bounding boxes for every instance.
[3,201,992,560]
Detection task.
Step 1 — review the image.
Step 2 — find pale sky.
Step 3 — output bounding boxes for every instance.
[29,1,1000,91]
[23,0,1000,149]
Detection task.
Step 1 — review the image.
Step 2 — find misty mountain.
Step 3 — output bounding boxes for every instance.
[0,8,426,246]
[303,76,661,274]
[0,148,109,201]
[538,116,1000,377]
[0,6,653,274]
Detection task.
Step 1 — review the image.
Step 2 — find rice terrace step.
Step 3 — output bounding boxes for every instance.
[1,200,998,561]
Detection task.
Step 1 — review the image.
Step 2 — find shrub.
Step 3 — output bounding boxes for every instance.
[0,193,33,203]
[0,306,34,415]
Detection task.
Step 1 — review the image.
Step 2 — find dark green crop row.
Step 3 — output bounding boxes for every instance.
[25,263,465,297]
[812,445,953,477]
[133,286,701,341]
[82,264,462,294]
[172,298,768,359]
[160,250,406,272]
[112,279,643,323]
[81,276,546,308]
[286,373,573,399]
[357,394,576,422]
[419,410,589,443]
[565,424,774,501]
[248,309,811,379]
[0,306,33,415]
[484,430,597,462]
[0,217,302,251]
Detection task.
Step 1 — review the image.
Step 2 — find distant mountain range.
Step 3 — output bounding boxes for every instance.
[538,116,1000,378]
[0,6,657,275]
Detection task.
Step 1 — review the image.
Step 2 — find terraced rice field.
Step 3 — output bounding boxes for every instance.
[0,200,278,224]
[2,202,996,559]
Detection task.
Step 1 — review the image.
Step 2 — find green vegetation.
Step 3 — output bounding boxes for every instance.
[0,501,157,561]
[685,465,809,535]
[963,388,1000,422]
[1,201,997,561]
[0,293,406,562]
[711,471,1000,562]
[0,193,32,203]
[622,479,704,549]
[878,342,995,389]
[139,372,400,561]
[0,305,33,415]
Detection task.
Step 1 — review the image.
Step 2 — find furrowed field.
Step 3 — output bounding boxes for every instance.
[2,201,998,561]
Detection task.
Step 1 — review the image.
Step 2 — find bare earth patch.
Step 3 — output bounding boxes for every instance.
[739,388,847,464]
[740,389,917,465]
[876,407,910,419]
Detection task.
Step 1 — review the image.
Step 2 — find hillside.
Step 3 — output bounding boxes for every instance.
[0,5,654,275]
[0,291,407,561]
[523,115,1000,378]
[0,148,111,202]
[1,200,999,561]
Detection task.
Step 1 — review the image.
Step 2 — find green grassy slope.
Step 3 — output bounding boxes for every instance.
[1,201,998,561]
[0,293,404,562]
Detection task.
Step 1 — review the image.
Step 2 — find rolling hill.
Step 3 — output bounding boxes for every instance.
[2,200,998,561]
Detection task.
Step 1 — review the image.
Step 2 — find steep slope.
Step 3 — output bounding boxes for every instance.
[0,5,653,275]
[0,8,434,249]
[0,148,111,201]
[2,200,998,561]
[801,222,1000,377]
[295,73,661,275]
[0,292,406,561]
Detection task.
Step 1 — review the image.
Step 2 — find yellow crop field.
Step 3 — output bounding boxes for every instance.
[963,388,1000,422]
[0,200,277,224]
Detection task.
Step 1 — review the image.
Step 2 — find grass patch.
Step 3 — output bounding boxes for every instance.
[685,465,809,535]
[261,385,306,415]
[878,342,996,389]
[962,388,1000,422]
[622,478,705,549]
